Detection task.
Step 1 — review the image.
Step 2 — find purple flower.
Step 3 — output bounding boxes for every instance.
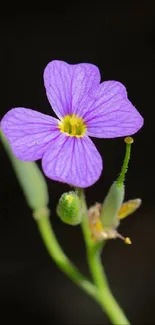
[1,60,143,188]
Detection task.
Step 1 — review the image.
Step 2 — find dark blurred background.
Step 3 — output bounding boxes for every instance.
[0,3,154,324]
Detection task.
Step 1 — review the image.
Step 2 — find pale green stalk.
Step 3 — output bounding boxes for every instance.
[77,188,130,325]
[1,130,130,324]
[0,131,98,301]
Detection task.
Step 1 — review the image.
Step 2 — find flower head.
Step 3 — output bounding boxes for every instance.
[1,60,143,188]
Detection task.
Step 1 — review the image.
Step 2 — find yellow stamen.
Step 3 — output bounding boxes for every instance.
[64,124,70,133]
[58,114,86,137]
[125,237,132,245]
[117,232,132,245]
[72,124,77,135]
[70,116,78,126]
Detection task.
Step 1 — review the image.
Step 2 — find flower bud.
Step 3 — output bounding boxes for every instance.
[101,181,125,228]
[56,191,82,225]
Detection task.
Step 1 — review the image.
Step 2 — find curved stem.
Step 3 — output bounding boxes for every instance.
[0,131,99,304]
[1,130,130,323]
[35,212,99,302]
[78,188,130,325]
[87,246,130,325]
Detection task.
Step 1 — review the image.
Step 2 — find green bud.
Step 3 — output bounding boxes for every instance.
[56,191,82,226]
[101,182,125,228]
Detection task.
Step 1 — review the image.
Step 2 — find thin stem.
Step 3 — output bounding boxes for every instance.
[0,130,99,304]
[78,188,130,325]
[1,129,130,323]
[35,212,99,302]
[87,247,130,325]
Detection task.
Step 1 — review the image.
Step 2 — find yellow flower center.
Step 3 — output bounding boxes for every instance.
[58,114,86,137]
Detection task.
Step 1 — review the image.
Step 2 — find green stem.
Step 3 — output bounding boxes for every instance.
[87,247,130,325]
[78,188,130,325]
[1,129,130,323]
[0,131,99,303]
[36,213,99,302]
[116,138,133,187]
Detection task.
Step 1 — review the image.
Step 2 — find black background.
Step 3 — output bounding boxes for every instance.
[0,3,154,324]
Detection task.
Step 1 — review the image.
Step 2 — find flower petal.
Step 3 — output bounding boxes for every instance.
[1,107,60,161]
[43,60,100,119]
[83,81,144,138]
[118,198,142,220]
[42,133,103,188]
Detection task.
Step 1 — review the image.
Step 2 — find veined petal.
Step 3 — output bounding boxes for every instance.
[43,60,100,119]
[83,81,144,138]
[42,133,103,188]
[1,107,60,161]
